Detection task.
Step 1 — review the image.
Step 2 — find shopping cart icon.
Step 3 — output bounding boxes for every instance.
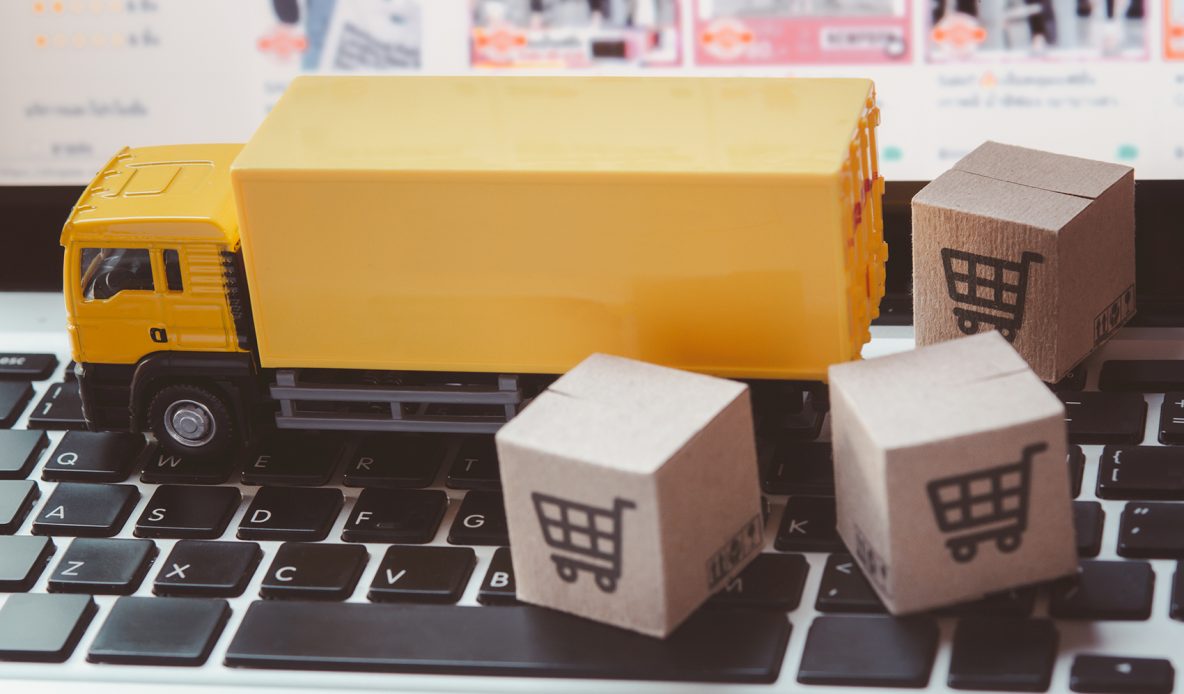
[532,492,636,593]
[941,248,1044,342]
[926,442,1045,563]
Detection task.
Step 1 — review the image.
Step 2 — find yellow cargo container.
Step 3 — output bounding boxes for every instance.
[232,75,885,378]
[61,75,886,458]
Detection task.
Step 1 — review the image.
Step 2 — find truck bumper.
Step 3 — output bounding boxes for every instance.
[76,362,136,432]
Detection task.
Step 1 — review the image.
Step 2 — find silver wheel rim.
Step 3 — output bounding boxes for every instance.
[163,399,216,447]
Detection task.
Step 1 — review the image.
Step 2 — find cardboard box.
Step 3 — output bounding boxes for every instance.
[829,332,1077,615]
[912,141,1135,382]
[495,353,764,638]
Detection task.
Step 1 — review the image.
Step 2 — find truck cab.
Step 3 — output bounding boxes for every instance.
[61,144,256,456]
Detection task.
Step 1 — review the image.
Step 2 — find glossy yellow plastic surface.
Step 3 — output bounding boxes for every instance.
[61,144,246,364]
[232,76,886,380]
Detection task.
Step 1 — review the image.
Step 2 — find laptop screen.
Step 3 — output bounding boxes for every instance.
[1,0,1180,320]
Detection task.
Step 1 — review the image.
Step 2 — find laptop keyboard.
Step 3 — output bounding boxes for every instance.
[0,334,1182,691]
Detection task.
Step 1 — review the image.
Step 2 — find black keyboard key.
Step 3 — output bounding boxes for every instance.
[1075,501,1105,558]
[343,435,446,488]
[1159,392,1184,444]
[1050,560,1154,620]
[1061,393,1146,445]
[240,432,345,486]
[237,486,342,542]
[751,380,808,416]
[1173,565,1184,621]
[1100,360,1184,392]
[135,485,241,539]
[342,488,447,543]
[797,615,938,688]
[753,382,827,439]
[447,491,508,546]
[32,482,139,537]
[776,496,842,552]
[1068,445,1085,498]
[0,535,55,591]
[1071,655,1176,694]
[708,553,808,611]
[936,589,1038,618]
[139,444,234,485]
[225,601,791,683]
[0,381,33,428]
[260,542,367,600]
[88,596,230,666]
[1097,446,1184,500]
[815,553,885,613]
[773,408,826,440]
[445,437,501,490]
[48,537,157,595]
[368,546,476,604]
[0,479,39,533]
[26,381,86,430]
[0,430,48,479]
[154,540,262,598]
[478,547,517,605]
[948,618,1058,692]
[762,442,833,495]
[41,431,145,483]
[1051,365,1087,392]
[0,353,57,380]
[1118,502,1184,558]
[0,594,96,662]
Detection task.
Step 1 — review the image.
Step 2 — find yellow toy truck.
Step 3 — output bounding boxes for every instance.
[62,76,886,458]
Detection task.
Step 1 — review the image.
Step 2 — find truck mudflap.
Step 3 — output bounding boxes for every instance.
[76,362,136,432]
[270,369,524,434]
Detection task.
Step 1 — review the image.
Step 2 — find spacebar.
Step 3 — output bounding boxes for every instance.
[224,601,791,683]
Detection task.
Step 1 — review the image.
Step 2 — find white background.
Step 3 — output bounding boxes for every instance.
[0,0,1181,184]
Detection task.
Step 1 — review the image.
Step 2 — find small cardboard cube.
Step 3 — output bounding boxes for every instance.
[912,141,1135,382]
[829,331,1077,615]
[495,353,764,638]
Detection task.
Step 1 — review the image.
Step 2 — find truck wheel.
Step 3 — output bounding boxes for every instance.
[147,383,235,460]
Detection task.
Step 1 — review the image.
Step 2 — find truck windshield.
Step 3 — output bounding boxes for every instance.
[81,248,154,301]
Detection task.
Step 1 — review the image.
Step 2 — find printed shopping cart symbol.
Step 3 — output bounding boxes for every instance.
[532,493,636,594]
[940,248,1043,342]
[926,442,1045,563]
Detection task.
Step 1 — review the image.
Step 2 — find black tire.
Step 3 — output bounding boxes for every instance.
[147,383,236,460]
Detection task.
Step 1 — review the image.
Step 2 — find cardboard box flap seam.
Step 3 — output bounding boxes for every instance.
[948,168,1114,202]
[950,141,1133,200]
[831,334,1066,450]
[959,364,1036,385]
[875,391,1064,452]
[911,170,1093,233]
[830,332,1030,391]
[502,355,750,474]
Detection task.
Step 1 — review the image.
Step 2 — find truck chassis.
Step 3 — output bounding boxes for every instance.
[270,369,524,435]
